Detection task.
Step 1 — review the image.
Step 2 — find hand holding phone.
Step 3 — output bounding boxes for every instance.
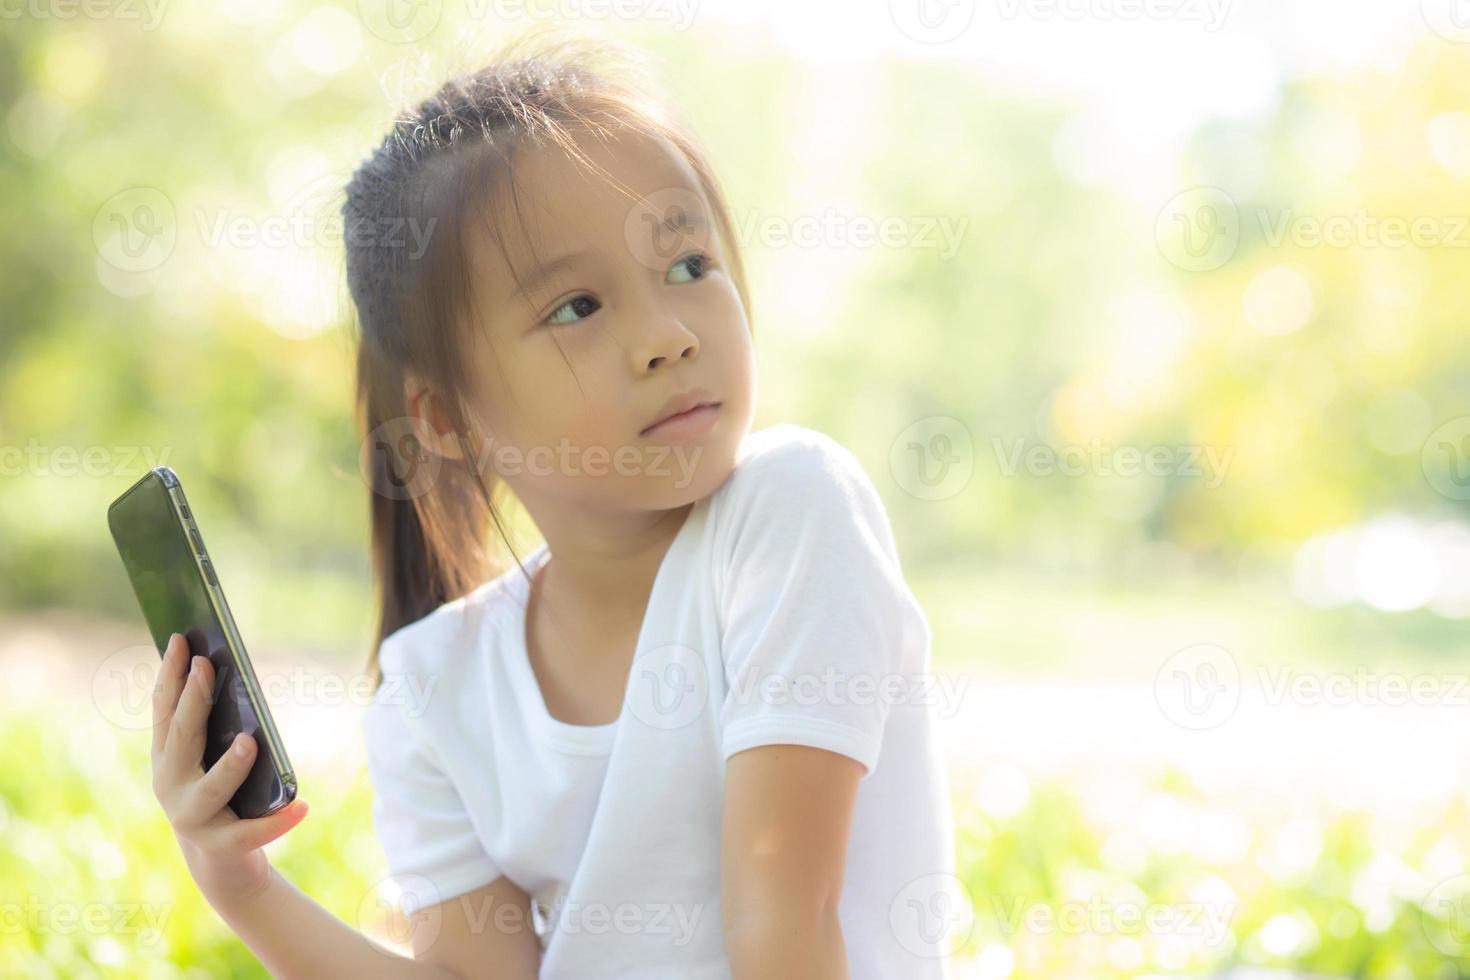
[108,466,308,909]
[108,466,297,819]
[150,632,309,911]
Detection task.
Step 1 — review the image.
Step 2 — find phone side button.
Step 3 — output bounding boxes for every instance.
[201,560,218,586]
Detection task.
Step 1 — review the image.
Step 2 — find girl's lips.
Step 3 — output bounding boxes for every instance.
[640,402,721,441]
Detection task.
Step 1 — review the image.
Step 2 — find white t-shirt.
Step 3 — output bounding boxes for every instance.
[362,423,957,977]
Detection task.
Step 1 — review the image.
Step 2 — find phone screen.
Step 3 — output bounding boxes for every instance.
[109,470,295,818]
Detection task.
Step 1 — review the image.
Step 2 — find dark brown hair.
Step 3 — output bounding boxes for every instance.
[341,30,751,687]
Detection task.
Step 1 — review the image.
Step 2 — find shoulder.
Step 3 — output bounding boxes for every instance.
[721,423,876,504]
[374,559,530,690]
[710,423,898,565]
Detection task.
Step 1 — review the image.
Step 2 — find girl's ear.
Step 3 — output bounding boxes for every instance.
[404,375,482,462]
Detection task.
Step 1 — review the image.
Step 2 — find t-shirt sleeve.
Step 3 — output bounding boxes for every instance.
[361,637,502,916]
[717,430,928,779]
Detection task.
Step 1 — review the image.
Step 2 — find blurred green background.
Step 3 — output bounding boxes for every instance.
[3,1,1469,977]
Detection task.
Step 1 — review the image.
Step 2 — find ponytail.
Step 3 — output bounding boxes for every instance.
[357,341,504,690]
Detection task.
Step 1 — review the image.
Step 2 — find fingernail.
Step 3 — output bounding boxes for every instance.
[234,734,250,757]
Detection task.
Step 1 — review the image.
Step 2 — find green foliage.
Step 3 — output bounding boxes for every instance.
[5,701,1466,977]
[952,773,1470,978]
[0,705,385,978]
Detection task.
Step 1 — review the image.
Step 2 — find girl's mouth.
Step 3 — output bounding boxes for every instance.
[640,402,721,440]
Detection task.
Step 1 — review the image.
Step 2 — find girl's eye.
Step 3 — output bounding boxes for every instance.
[545,294,600,326]
[542,254,711,327]
[667,252,710,285]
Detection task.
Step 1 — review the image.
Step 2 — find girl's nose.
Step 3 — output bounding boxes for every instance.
[633,311,699,372]
[642,334,698,372]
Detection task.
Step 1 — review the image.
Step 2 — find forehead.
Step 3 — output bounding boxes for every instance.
[467,129,709,295]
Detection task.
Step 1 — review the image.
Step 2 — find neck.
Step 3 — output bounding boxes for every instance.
[529,500,695,618]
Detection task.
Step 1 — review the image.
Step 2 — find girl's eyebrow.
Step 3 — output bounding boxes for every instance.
[502,207,710,305]
[505,249,595,304]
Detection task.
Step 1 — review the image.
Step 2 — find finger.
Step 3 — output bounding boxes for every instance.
[152,633,189,762]
[182,732,259,825]
[163,654,215,780]
[202,799,310,854]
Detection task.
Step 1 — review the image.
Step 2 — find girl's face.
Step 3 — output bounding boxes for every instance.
[459,129,756,513]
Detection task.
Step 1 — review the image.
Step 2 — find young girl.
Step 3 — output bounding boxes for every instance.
[149,31,956,978]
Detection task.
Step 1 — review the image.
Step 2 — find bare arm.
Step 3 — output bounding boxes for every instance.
[151,633,541,979]
[213,866,542,979]
[720,743,863,979]
[209,864,458,979]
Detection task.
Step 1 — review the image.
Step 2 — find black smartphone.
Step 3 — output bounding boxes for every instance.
[107,467,297,819]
